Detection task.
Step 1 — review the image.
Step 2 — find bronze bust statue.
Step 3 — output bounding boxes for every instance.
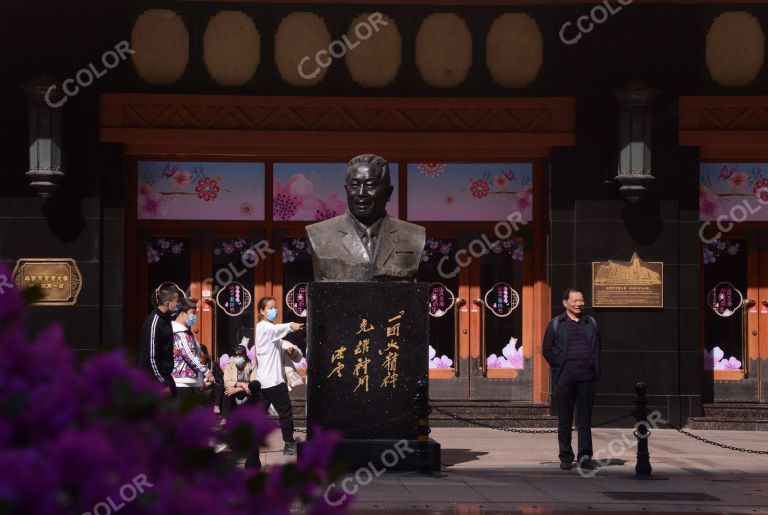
[306,154,426,281]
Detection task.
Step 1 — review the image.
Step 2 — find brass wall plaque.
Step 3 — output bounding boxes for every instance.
[592,253,663,308]
[12,258,83,305]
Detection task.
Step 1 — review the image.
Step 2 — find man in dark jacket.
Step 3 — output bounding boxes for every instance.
[542,288,601,471]
[139,285,179,397]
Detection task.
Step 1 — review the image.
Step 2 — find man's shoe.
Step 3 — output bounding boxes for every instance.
[283,441,297,456]
[559,461,573,470]
[577,458,597,470]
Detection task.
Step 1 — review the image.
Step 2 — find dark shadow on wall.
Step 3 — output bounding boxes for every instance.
[621,195,664,246]
[41,182,86,243]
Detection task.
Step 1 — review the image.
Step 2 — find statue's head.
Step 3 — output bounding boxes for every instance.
[345,154,394,226]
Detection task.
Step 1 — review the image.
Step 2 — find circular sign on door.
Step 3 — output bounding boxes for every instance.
[286,282,308,317]
[483,282,519,317]
[216,281,252,317]
[428,282,455,317]
[151,281,187,307]
[707,281,744,318]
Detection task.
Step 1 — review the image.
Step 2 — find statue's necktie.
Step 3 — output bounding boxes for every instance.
[362,227,375,258]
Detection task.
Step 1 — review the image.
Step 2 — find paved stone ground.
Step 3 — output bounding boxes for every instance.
[259,427,768,514]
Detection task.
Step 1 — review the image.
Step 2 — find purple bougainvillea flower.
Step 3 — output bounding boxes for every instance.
[175,407,216,450]
[0,265,343,515]
[297,425,343,477]
[224,405,278,453]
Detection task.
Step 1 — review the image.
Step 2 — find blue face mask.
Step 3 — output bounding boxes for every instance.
[266,307,278,321]
[187,314,197,326]
[234,357,245,366]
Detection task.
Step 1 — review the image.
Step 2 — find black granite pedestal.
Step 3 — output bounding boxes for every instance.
[300,281,440,471]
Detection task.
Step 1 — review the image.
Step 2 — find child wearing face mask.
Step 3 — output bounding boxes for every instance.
[171,298,214,400]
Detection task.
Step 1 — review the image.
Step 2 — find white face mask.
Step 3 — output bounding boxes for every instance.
[234,357,245,367]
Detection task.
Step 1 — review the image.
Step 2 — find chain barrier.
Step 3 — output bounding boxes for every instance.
[296,405,768,456]
[432,406,559,434]
[659,420,768,455]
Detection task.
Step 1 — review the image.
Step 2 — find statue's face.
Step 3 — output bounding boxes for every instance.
[345,163,393,224]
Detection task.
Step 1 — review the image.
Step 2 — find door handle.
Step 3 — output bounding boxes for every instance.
[743,299,755,379]
[205,298,217,359]
[454,298,466,377]
[473,298,486,377]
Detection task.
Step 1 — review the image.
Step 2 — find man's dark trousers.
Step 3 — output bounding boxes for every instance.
[556,373,596,463]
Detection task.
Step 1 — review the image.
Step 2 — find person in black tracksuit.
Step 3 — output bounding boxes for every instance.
[139,285,179,397]
[543,287,602,471]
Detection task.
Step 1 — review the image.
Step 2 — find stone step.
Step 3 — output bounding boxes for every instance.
[687,417,768,431]
[702,403,768,419]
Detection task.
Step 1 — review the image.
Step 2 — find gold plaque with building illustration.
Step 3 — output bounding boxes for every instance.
[12,258,83,305]
[592,253,663,308]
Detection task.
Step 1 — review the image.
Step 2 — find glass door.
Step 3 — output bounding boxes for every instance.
[701,231,764,403]
[466,232,531,401]
[418,230,470,400]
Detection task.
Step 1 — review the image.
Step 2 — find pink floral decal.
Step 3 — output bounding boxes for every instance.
[239,202,254,217]
[704,346,742,371]
[283,238,312,263]
[754,178,768,203]
[487,338,524,369]
[273,174,312,220]
[702,239,740,265]
[146,238,185,263]
[418,163,446,178]
[195,177,220,201]
[171,170,191,189]
[729,172,748,189]
[428,345,453,368]
[470,178,490,199]
[699,186,720,219]
[138,191,163,217]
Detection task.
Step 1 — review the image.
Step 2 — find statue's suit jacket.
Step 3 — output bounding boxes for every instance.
[306,213,426,281]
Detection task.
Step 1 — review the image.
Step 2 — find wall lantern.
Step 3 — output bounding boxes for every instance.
[22,75,64,198]
[613,81,658,203]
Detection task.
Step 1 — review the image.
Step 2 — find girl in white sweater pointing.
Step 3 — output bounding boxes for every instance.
[255,296,304,455]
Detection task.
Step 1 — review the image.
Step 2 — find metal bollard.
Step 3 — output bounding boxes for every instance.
[632,381,652,476]
[415,379,430,473]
